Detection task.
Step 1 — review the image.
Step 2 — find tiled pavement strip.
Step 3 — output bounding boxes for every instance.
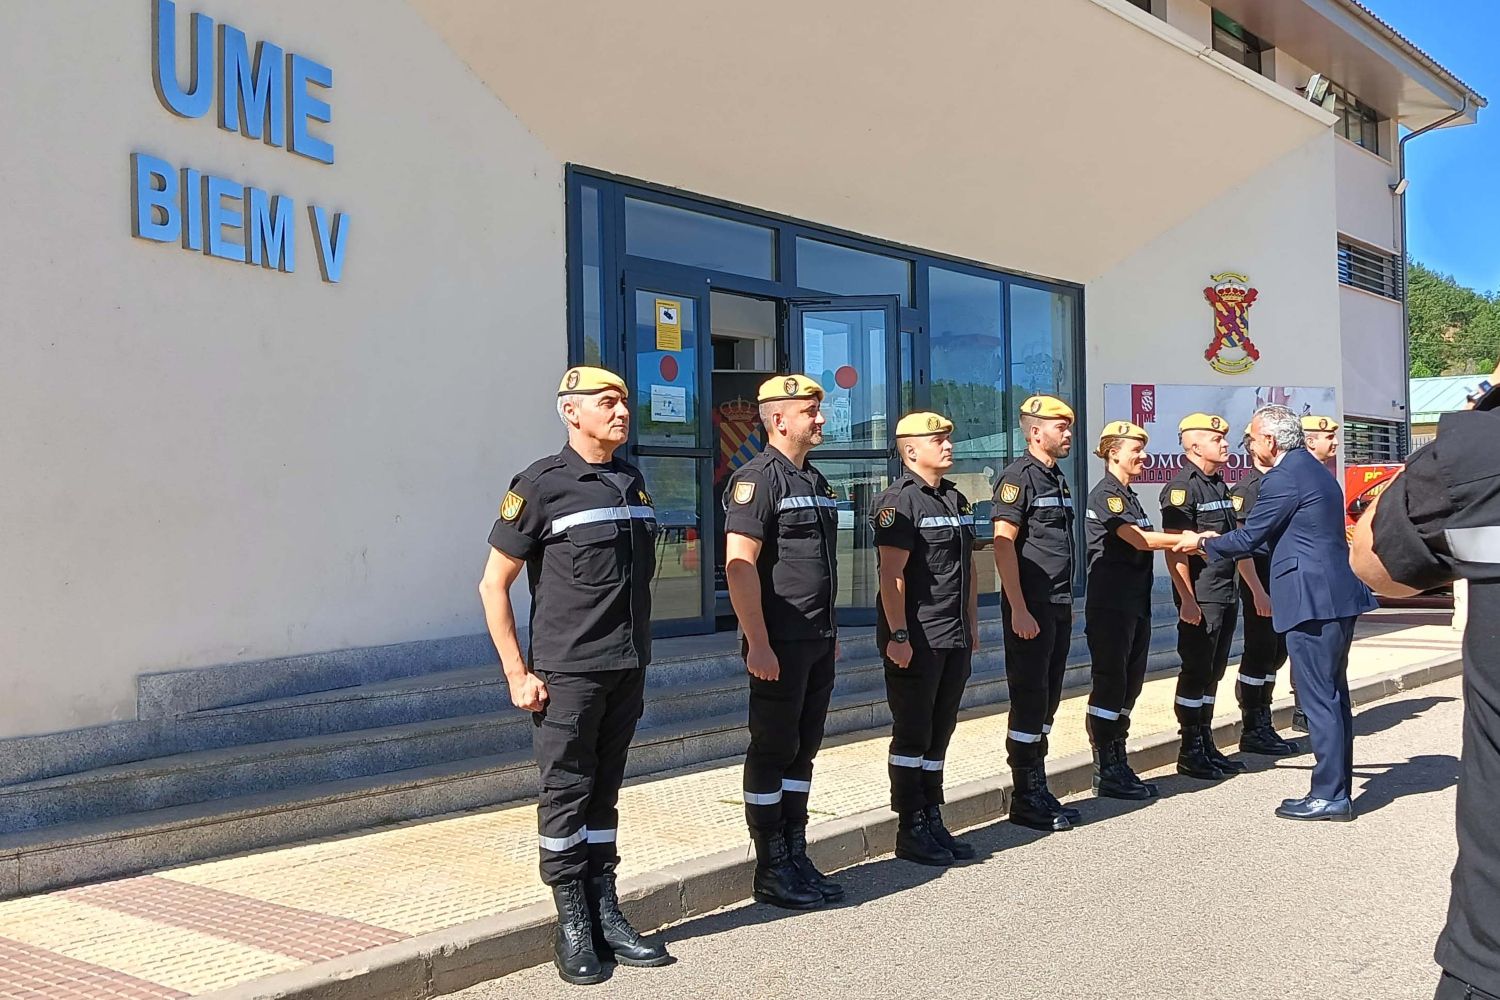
[0,620,1463,999]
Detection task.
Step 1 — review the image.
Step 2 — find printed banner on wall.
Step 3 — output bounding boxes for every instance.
[1102,383,1336,484]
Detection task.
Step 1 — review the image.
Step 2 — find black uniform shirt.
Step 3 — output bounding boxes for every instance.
[993,452,1075,606]
[1231,466,1272,592]
[724,445,839,641]
[1159,463,1239,604]
[1084,471,1155,615]
[488,445,656,673]
[1370,411,1500,996]
[870,472,976,649]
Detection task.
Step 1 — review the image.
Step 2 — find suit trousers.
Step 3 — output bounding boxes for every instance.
[1285,615,1359,800]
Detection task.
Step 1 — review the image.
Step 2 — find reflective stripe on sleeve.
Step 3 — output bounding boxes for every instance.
[551,505,657,534]
[1447,526,1500,565]
[1198,500,1235,511]
[1032,496,1074,509]
[1086,509,1099,520]
[917,516,965,528]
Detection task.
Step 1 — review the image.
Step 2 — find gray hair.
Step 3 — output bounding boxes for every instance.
[557,393,584,425]
[1254,404,1305,453]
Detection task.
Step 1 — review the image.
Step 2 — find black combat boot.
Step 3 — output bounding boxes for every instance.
[1009,766,1071,832]
[1035,767,1082,823]
[1093,742,1153,801]
[1201,724,1248,773]
[895,809,954,866]
[751,829,823,910]
[587,873,671,968]
[784,823,845,902]
[1239,708,1301,756]
[924,804,976,860]
[551,880,607,985]
[1112,739,1158,798]
[1177,728,1226,780]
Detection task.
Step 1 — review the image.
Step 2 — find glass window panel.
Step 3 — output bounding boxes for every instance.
[624,198,775,279]
[800,308,889,450]
[632,290,700,447]
[636,455,704,623]
[579,184,605,366]
[898,330,915,415]
[818,458,892,613]
[930,267,1008,454]
[795,237,911,305]
[1009,283,1081,552]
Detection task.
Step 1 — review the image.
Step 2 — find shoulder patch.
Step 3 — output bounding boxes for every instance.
[638,488,654,506]
[824,484,838,500]
[733,481,756,505]
[1232,494,1244,512]
[999,482,1021,505]
[1107,496,1125,515]
[1169,488,1187,507]
[499,491,526,522]
[876,507,897,529]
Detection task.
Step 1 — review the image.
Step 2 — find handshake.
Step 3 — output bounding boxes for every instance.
[1171,530,1219,554]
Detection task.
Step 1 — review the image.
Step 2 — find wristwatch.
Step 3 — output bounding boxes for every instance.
[890,628,910,643]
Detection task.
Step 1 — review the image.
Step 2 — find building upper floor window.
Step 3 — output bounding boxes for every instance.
[1327,80,1383,154]
[1212,10,1269,76]
[1125,0,1155,13]
[1344,417,1407,464]
[1338,237,1403,301]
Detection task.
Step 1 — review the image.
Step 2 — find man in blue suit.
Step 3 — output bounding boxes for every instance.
[1178,404,1377,821]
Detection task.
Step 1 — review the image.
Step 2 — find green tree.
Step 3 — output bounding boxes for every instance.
[1408,261,1500,376]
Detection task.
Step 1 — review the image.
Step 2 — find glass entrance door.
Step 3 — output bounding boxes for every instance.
[788,296,902,625]
[623,271,715,636]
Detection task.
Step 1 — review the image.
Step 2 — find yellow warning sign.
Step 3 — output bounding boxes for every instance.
[655,299,682,352]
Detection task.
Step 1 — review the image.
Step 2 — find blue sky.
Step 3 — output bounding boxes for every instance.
[1362,0,1497,294]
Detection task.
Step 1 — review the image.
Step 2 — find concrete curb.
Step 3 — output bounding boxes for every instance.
[196,651,1463,1000]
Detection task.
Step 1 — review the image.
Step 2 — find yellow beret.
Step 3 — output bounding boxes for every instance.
[1302,414,1340,433]
[1020,394,1075,423]
[1179,412,1228,434]
[895,411,955,438]
[1243,421,1255,437]
[558,366,627,398]
[757,374,825,403]
[1098,420,1149,447]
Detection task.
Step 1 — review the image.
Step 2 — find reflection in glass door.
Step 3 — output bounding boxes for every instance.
[788,296,901,624]
[624,273,714,636]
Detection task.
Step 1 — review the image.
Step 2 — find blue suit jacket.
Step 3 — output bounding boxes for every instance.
[1203,448,1377,632]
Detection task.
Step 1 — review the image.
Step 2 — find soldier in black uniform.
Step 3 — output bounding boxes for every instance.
[1160,412,1253,780]
[871,411,979,867]
[1229,423,1300,757]
[1351,381,1500,1000]
[1084,420,1207,800]
[478,366,671,985]
[724,374,844,910]
[993,394,1079,832]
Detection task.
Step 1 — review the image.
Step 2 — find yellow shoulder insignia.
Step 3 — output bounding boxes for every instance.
[876,507,897,529]
[499,491,525,522]
[1232,494,1244,512]
[733,481,756,505]
[1107,496,1125,515]
[999,482,1021,505]
[1169,488,1187,507]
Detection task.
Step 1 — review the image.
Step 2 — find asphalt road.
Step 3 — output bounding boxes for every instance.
[460,678,1464,1000]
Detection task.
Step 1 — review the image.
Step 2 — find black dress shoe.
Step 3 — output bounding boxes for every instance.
[1275,796,1354,822]
[1291,709,1310,733]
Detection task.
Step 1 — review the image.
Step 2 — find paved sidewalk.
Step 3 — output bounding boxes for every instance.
[0,614,1462,999]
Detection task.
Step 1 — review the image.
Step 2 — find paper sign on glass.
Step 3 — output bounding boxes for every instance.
[655,299,683,352]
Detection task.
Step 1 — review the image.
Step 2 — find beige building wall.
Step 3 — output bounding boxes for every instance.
[0,0,565,739]
[1340,286,1407,420]
[1083,132,1344,523]
[1335,137,1400,251]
